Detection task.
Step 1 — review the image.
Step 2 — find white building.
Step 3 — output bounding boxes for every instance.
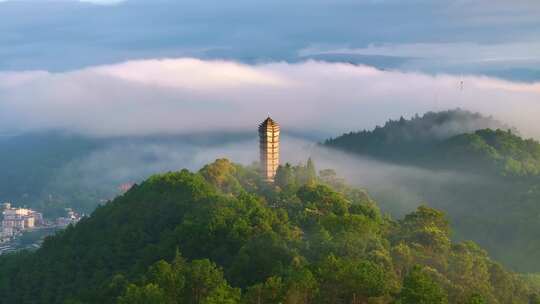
[1,203,43,238]
[56,208,81,228]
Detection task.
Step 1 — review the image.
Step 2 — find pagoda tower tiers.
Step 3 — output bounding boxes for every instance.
[259,117,280,182]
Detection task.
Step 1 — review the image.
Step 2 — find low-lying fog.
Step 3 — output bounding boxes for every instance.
[50,133,483,219]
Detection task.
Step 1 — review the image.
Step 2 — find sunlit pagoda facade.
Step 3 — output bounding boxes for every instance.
[259,117,280,182]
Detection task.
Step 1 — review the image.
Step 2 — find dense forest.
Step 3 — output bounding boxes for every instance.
[324,110,540,272]
[0,159,537,303]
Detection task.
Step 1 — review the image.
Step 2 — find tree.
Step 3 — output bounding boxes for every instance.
[529,294,540,304]
[243,269,318,304]
[318,255,388,303]
[395,206,451,271]
[199,159,243,194]
[275,163,296,191]
[117,284,167,304]
[447,242,492,303]
[283,267,319,304]
[243,276,285,304]
[185,259,240,304]
[297,184,349,216]
[117,257,239,304]
[399,266,448,304]
[391,243,413,278]
[305,158,317,185]
[145,253,186,303]
[466,293,487,304]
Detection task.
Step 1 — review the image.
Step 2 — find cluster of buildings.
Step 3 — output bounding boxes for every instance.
[1,203,44,241]
[0,203,82,254]
[55,208,82,228]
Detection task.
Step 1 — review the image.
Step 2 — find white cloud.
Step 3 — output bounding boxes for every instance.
[92,59,288,89]
[0,58,539,138]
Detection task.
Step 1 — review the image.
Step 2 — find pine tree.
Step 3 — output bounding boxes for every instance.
[306,158,317,185]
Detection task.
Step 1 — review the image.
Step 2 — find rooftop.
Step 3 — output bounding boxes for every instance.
[258,117,280,130]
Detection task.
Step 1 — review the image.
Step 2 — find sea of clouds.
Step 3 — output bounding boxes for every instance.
[0,58,539,138]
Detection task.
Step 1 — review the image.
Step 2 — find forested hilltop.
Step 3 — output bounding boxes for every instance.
[324,109,538,177]
[0,159,537,303]
[324,109,540,272]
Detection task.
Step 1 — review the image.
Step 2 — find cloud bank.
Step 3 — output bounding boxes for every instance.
[0,58,539,138]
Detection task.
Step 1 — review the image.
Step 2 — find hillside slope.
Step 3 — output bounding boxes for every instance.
[0,159,536,303]
[324,110,540,272]
[324,109,510,167]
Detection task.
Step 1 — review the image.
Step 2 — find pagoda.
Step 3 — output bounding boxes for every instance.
[259,117,280,182]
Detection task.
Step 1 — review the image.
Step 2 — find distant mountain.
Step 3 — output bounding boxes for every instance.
[324,109,512,165]
[327,121,540,178]
[0,132,103,214]
[324,110,540,272]
[0,159,535,303]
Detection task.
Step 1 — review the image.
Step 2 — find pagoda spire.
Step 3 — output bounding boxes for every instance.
[258,117,280,182]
